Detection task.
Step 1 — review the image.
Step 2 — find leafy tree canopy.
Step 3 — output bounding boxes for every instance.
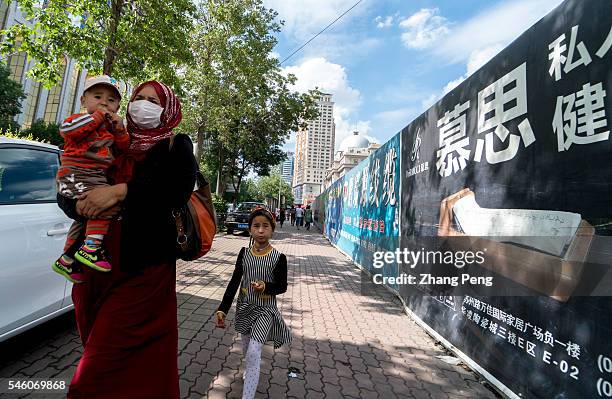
[255,172,293,206]
[0,64,26,131]
[22,119,62,146]
[180,0,319,197]
[0,0,196,90]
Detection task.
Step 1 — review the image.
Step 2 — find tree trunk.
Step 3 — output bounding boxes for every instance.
[215,145,223,196]
[195,48,212,164]
[216,170,222,197]
[195,124,205,164]
[103,0,125,75]
[233,159,247,203]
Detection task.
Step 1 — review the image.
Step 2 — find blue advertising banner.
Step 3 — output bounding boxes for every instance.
[315,134,401,289]
[320,177,343,245]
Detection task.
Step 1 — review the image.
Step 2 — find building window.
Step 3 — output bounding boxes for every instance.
[64,68,81,118]
[21,80,43,129]
[43,58,67,124]
[8,46,27,84]
[0,1,9,30]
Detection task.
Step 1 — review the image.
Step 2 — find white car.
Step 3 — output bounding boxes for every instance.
[0,136,74,342]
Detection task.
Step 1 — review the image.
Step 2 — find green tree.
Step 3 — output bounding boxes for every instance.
[0,0,196,89]
[255,172,293,206]
[0,64,26,132]
[236,178,260,203]
[21,119,62,146]
[180,0,319,198]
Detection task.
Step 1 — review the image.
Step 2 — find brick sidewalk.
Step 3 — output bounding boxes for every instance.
[176,226,498,399]
[0,226,499,399]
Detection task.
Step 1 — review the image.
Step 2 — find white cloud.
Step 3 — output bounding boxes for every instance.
[399,8,450,49]
[283,57,360,109]
[465,45,503,75]
[375,15,394,29]
[264,0,370,40]
[412,46,499,111]
[420,94,438,110]
[265,1,381,67]
[282,57,371,150]
[374,108,414,124]
[422,0,563,105]
[441,44,504,95]
[371,80,438,140]
[434,0,564,64]
[373,79,435,104]
[371,106,421,142]
[291,36,382,64]
[441,77,464,96]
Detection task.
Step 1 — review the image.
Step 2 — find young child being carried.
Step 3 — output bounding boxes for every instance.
[216,207,292,399]
[52,75,129,283]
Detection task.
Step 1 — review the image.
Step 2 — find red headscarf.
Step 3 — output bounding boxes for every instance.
[127,80,182,154]
[113,80,182,183]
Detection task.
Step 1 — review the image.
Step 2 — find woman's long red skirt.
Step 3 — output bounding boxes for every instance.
[67,222,180,399]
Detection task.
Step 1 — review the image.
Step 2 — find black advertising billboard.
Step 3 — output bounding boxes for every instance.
[313,0,612,397]
[399,0,612,397]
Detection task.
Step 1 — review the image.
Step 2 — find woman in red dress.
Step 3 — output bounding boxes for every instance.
[58,81,197,399]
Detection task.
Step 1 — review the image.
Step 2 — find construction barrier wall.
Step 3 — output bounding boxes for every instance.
[312,1,612,397]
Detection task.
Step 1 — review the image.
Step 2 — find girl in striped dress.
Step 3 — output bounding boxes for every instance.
[216,208,291,399]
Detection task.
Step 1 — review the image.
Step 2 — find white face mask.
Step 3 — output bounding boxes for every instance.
[128,100,164,129]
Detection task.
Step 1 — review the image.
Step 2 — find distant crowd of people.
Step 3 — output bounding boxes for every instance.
[274,205,313,230]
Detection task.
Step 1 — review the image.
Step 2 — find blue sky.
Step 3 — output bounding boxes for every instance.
[265,0,565,151]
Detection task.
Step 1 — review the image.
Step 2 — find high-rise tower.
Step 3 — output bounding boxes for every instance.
[292,93,335,204]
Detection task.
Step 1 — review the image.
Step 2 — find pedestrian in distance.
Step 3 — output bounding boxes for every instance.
[304,205,313,230]
[295,205,304,229]
[290,205,296,226]
[215,208,291,399]
[279,207,285,228]
[58,80,197,399]
[52,75,129,283]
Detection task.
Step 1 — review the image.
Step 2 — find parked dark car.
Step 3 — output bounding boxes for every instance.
[225,202,267,234]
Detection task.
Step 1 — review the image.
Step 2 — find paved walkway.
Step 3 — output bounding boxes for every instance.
[0,226,498,398]
[176,226,497,399]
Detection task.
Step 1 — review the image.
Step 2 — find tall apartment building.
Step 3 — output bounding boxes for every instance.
[1,2,94,129]
[280,151,294,185]
[292,93,335,205]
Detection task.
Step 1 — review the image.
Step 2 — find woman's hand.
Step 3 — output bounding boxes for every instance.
[215,311,226,329]
[77,184,128,219]
[97,204,122,219]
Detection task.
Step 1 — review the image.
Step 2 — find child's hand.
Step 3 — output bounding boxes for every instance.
[250,280,265,292]
[215,311,226,328]
[104,111,124,133]
[106,112,123,127]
